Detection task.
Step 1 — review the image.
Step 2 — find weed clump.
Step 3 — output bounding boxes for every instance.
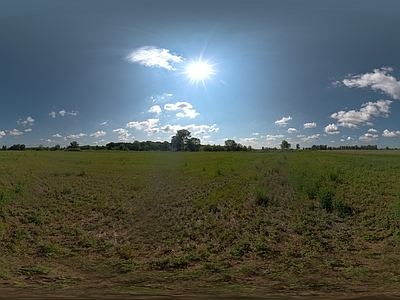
[253,186,271,207]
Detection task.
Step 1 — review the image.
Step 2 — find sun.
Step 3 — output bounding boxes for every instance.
[185,60,214,83]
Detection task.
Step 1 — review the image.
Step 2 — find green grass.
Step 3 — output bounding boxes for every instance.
[0,150,399,296]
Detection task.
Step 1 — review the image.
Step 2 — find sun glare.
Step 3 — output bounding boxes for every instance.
[185,60,214,83]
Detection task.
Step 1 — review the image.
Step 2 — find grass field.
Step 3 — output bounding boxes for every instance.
[0,150,399,297]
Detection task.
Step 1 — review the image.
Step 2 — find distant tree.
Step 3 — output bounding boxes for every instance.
[296,144,300,150]
[171,129,191,151]
[280,140,291,150]
[69,141,79,149]
[1,145,7,150]
[54,144,61,151]
[187,137,201,151]
[224,139,237,151]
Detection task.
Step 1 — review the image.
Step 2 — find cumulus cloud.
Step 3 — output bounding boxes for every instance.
[125,46,183,70]
[18,116,35,127]
[53,134,62,138]
[0,131,5,138]
[266,134,285,141]
[24,128,32,132]
[126,118,159,135]
[330,100,392,128]
[112,128,131,141]
[368,128,378,133]
[59,109,78,116]
[161,124,219,136]
[90,130,106,138]
[347,136,354,141]
[324,124,340,135]
[303,122,317,129]
[49,111,56,118]
[298,134,320,142]
[148,105,162,114]
[64,133,87,140]
[287,128,297,133]
[252,132,259,136]
[10,129,23,136]
[275,116,292,127]
[341,67,400,100]
[164,102,199,118]
[382,129,400,138]
[359,133,378,142]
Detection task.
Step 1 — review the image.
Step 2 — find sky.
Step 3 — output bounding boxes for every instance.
[2,0,400,148]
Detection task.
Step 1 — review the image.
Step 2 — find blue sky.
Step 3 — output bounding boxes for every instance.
[2,0,400,148]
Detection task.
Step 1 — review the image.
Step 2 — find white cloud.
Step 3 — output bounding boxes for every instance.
[112,128,131,141]
[368,128,378,133]
[287,128,297,133]
[330,100,392,127]
[324,124,340,135]
[298,134,320,142]
[359,133,378,142]
[241,137,257,144]
[99,121,108,126]
[164,102,199,118]
[347,136,354,141]
[49,111,56,118]
[382,129,400,138]
[18,116,35,127]
[0,131,5,138]
[125,46,183,71]
[126,118,159,135]
[53,134,62,138]
[161,123,218,136]
[10,129,23,136]
[342,67,400,100]
[90,130,106,138]
[275,116,292,127]
[64,133,87,140]
[266,134,285,141]
[252,132,259,136]
[303,122,317,129]
[24,128,32,132]
[148,105,162,114]
[59,109,78,117]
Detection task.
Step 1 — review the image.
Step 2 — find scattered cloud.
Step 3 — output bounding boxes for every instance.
[90,130,106,138]
[382,129,400,138]
[240,137,257,144]
[252,132,259,136]
[368,128,378,133]
[64,133,87,140]
[18,116,35,127]
[59,109,78,117]
[298,134,320,142]
[49,111,56,118]
[0,131,5,138]
[148,105,162,114]
[112,128,131,141]
[266,134,285,141]
[341,67,400,100]
[303,122,317,129]
[10,129,23,136]
[125,46,183,70]
[275,116,292,127]
[324,124,340,135]
[330,100,392,128]
[99,121,108,126]
[347,136,354,141]
[53,134,62,138]
[287,127,297,133]
[24,128,32,132]
[126,118,159,135]
[359,133,378,142]
[164,102,199,118]
[161,123,219,136]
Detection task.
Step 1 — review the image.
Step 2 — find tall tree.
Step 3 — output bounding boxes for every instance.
[187,137,201,151]
[280,140,291,150]
[171,129,191,151]
[224,139,237,151]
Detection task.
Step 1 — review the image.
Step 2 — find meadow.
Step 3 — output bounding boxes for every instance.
[0,150,399,297]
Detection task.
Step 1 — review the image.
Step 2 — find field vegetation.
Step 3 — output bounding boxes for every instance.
[0,150,399,297]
